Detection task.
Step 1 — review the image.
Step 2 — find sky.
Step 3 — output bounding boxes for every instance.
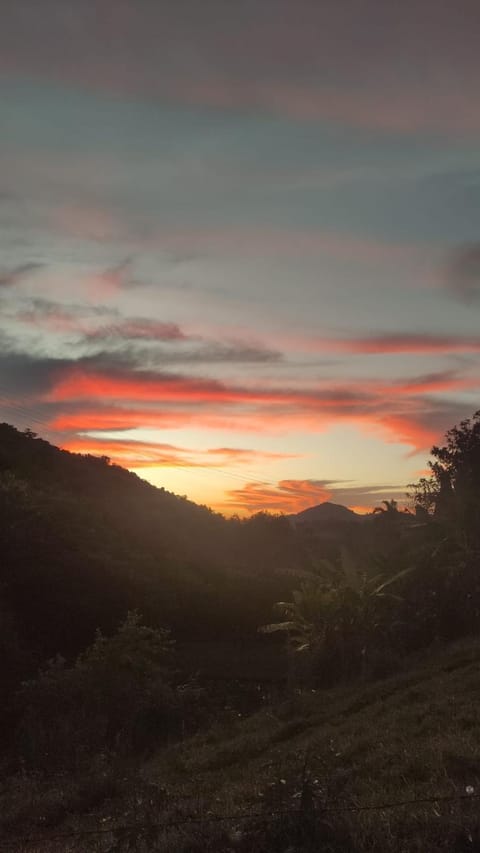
[1,0,479,516]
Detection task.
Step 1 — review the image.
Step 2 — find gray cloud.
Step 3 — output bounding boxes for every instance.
[119,339,283,366]
[447,243,480,302]
[79,317,283,364]
[183,342,282,364]
[18,297,119,320]
[4,292,284,365]
[1,1,479,134]
[0,351,68,396]
[10,297,120,326]
[80,340,283,368]
[87,318,187,343]
[0,262,44,287]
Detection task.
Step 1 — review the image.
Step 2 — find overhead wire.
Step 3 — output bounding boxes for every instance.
[0,385,336,501]
[1,791,480,848]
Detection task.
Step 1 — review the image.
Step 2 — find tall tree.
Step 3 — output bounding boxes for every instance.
[413,411,480,552]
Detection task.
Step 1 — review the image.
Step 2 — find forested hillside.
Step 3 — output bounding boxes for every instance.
[2,413,480,851]
[0,423,383,662]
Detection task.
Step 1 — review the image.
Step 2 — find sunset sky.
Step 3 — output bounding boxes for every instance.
[1,1,479,515]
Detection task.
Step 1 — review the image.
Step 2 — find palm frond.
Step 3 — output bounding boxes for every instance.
[373,565,415,594]
[258,621,299,634]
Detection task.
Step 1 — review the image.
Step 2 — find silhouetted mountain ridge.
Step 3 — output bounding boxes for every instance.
[290,501,363,524]
[0,423,310,657]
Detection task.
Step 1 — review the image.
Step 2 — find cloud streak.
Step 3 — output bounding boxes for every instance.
[222,479,334,514]
[1,319,477,461]
[42,364,473,409]
[311,333,480,355]
[1,1,479,135]
[86,319,187,343]
[0,263,44,288]
[221,478,410,515]
[61,435,295,470]
[28,357,474,453]
[8,299,283,364]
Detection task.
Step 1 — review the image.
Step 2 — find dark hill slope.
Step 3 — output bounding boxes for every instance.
[0,423,307,574]
[0,424,305,659]
[0,422,228,565]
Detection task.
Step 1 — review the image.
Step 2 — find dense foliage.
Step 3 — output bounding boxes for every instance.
[263,411,480,686]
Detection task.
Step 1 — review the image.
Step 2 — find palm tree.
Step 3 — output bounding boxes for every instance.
[373,499,399,516]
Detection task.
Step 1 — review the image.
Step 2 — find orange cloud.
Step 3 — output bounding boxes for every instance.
[63,437,198,468]
[360,413,439,454]
[219,478,410,517]
[61,436,297,470]
[206,446,298,462]
[386,373,473,396]
[44,366,473,415]
[46,371,244,405]
[44,368,374,408]
[43,361,476,455]
[49,405,280,435]
[220,479,333,515]
[50,408,187,433]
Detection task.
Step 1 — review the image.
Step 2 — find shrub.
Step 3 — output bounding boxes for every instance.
[16,612,180,771]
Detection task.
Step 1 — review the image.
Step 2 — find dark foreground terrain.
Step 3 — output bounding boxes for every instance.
[2,415,480,851]
[2,635,480,852]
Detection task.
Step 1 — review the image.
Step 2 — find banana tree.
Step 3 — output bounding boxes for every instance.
[260,547,415,683]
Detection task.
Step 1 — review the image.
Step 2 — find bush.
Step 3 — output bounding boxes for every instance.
[16,612,182,771]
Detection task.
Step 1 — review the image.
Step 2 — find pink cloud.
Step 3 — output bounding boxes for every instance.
[91,259,132,296]
[42,362,477,454]
[308,333,480,356]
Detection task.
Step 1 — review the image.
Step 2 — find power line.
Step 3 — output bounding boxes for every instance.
[0,385,407,507]
[0,396,56,436]
[0,392,348,502]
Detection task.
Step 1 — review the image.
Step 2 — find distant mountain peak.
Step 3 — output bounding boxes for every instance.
[291,501,360,524]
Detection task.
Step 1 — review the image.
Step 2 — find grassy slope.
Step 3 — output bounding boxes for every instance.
[148,636,480,822]
[4,636,480,851]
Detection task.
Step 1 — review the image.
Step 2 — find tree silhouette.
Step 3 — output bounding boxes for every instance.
[373,499,399,516]
[412,411,480,552]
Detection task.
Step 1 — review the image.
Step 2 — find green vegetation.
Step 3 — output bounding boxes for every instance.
[1,412,480,850]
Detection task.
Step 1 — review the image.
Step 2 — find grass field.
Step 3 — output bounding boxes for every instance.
[3,636,480,851]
